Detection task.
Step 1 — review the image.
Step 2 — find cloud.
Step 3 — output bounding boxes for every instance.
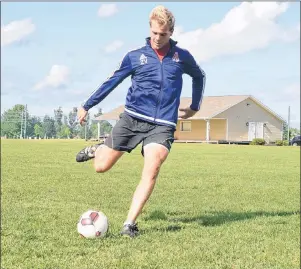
[1,18,35,47]
[173,2,300,62]
[104,40,124,53]
[98,4,118,18]
[34,65,70,90]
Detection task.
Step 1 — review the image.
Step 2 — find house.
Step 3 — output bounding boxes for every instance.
[95,95,285,143]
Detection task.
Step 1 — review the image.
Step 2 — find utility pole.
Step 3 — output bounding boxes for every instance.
[85,122,87,141]
[24,104,27,139]
[287,106,290,141]
[20,110,24,139]
[97,122,100,141]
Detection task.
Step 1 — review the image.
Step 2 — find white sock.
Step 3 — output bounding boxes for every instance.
[124,220,135,226]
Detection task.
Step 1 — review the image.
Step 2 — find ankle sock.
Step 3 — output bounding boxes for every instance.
[124,220,135,226]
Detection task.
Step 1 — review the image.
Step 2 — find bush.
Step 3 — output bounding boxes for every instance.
[283,140,289,146]
[276,140,289,146]
[276,140,283,146]
[250,138,266,145]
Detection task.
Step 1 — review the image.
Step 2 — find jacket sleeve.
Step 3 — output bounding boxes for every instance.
[183,51,206,111]
[82,53,133,111]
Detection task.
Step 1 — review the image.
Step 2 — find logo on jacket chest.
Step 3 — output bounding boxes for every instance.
[172,52,179,62]
[140,54,148,65]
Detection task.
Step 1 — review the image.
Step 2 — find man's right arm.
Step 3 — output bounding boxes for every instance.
[82,53,133,111]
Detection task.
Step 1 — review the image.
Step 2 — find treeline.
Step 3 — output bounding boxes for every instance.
[282,123,300,140]
[1,104,112,139]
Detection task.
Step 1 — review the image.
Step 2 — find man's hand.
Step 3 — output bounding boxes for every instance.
[178,107,197,119]
[77,107,88,126]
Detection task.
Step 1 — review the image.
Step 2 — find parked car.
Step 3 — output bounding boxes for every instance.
[290,135,301,146]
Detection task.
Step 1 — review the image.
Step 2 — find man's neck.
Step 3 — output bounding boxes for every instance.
[150,40,170,53]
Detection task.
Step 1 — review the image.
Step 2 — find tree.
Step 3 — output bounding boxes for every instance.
[34,124,44,138]
[57,125,71,138]
[42,115,56,138]
[94,107,103,118]
[27,116,42,138]
[90,123,99,138]
[1,104,26,138]
[99,121,112,135]
[283,122,300,140]
[54,107,64,136]
[68,107,78,137]
[78,113,93,140]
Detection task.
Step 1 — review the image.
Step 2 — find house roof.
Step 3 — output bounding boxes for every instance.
[95,95,285,122]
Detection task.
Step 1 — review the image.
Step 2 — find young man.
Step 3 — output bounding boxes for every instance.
[76,5,206,237]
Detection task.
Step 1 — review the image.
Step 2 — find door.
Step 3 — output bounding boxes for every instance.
[248,122,264,141]
[255,122,264,139]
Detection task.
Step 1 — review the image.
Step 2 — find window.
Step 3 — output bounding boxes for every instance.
[180,121,191,132]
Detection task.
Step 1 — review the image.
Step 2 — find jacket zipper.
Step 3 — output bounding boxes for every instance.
[153,47,172,123]
[154,60,163,122]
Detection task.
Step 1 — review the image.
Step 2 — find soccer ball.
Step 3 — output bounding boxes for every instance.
[77,210,109,238]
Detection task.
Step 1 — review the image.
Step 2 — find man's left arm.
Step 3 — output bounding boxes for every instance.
[181,51,206,118]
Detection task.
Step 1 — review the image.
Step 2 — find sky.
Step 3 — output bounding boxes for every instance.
[1,2,300,127]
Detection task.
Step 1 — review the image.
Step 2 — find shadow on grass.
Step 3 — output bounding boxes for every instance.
[170,210,300,227]
[143,209,300,231]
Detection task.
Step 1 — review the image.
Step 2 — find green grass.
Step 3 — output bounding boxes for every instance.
[1,139,300,269]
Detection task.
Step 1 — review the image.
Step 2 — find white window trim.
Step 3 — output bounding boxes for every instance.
[180,121,192,132]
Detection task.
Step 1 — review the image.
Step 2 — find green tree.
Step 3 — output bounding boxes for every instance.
[42,115,56,138]
[99,121,112,134]
[54,107,64,137]
[68,107,78,138]
[90,123,99,138]
[1,104,26,138]
[78,113,93,140]
[283,122,300,140]
[27,116,42,138]
[34,124,44,138]
[57,125,71,138]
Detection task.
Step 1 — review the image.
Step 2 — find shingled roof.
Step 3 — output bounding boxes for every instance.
[95,95,284,122]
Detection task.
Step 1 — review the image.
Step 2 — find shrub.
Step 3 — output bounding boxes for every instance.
[276,140,289,146]
[283,140,289,146]
[276,140,283,146]
[250,138,266,145]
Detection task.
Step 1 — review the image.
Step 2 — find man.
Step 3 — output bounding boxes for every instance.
[76,5,206,238]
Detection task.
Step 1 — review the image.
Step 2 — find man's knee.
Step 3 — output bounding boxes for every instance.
[93,145,123,173]
[144,143,169,164]
[93,161,111,173]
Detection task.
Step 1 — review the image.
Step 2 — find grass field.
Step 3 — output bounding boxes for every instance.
[1,139,300,269]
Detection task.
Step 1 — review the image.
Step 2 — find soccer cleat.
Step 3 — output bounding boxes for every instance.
[120,223,139,238]
[75,143,103,162]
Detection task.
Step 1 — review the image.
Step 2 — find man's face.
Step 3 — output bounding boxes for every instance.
[150,20,172,49]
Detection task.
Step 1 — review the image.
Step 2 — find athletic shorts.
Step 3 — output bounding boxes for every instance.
[104,112,175,155]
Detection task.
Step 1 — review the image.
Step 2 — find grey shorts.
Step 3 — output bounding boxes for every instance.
[104,112,175,155]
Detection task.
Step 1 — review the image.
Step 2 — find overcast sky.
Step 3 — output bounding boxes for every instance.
[1,2,300,127]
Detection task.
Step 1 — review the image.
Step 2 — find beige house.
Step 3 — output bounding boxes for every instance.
[95,95,285,143]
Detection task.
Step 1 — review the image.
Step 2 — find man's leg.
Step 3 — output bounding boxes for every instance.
[121,143,169,237]
[92,145,124,173]
[76,112,140,171]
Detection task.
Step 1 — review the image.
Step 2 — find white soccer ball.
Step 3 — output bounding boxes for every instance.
[77,210,109,238]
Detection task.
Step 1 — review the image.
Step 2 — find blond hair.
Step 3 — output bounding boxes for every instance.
[149,5,175,33]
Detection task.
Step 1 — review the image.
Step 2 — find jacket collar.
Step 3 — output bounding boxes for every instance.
[145,37,178,48]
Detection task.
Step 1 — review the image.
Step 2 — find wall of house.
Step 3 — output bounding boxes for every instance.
[216,98,283,142]
[210,119,227,140]
[174,120,206,140]
[174,119,227,140]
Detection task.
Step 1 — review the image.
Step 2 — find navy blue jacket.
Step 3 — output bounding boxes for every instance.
[83,38,206,128]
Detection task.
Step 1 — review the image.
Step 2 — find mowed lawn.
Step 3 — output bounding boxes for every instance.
[1,139,300,269]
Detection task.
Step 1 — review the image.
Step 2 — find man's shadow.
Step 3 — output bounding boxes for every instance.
[142,210,300,232]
